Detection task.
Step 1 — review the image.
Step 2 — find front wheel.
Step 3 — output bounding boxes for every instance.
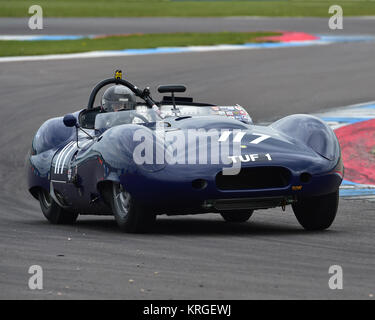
[292,191,339,231]
[220,210,254,223]
[109,183,155,233]
[38,190,78,224]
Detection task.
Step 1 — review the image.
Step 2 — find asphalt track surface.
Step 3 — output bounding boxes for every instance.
[1,16,375,35]
[1,21,375,300]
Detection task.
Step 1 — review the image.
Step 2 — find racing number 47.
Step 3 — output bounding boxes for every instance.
[219,131,270,144]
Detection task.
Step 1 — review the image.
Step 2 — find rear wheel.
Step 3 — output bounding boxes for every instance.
[220,210,253,223]
[38,189,78,224]
[109,182,155,233]
[292,191,339,231]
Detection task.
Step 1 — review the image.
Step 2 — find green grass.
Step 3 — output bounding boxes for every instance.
[1,0,374,17]
[0,31,279,57]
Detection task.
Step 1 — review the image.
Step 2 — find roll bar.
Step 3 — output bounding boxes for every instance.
[87,75,157,110]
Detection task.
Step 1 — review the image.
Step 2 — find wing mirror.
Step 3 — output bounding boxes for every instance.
[157,85,186,93]
[157,84,186,114]
[63,113,93,148]
[63,114,78,128]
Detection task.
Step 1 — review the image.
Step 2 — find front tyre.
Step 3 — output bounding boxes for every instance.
[110,183,155,233]
[220,210,253,223]
[38,190,78,224]
[292,191,339,231]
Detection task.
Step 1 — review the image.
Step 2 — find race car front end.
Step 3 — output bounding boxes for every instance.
[119,142,342,215]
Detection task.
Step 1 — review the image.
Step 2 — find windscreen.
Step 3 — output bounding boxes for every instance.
[95,104,252,130]
[94,107,162,130]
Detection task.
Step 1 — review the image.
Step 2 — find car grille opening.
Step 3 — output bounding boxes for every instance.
[216,166,291,190]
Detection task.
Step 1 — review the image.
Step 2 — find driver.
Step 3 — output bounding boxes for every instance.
[101,85,136,112]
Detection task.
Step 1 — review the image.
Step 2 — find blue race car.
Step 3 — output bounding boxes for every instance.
[27,71,343,233]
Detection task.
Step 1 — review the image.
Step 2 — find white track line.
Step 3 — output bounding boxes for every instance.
[0,41,331,63]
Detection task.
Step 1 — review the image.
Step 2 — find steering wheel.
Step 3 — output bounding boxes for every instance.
[87,78,156,110]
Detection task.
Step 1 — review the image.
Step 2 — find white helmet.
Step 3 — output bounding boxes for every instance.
[101,85,136,112]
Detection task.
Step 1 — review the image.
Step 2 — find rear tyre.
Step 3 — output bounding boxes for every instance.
[109,182,155,233]
[220,210,253,223]
[38,189,78,224]
[292,191,339,231]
